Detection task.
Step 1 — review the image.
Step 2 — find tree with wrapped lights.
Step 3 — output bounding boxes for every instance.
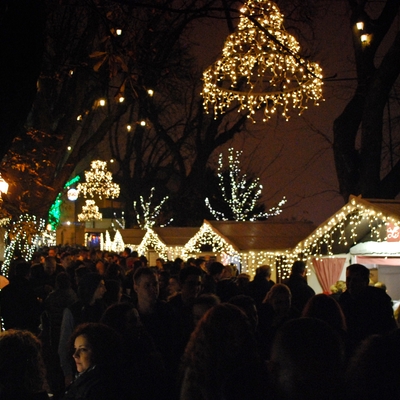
[206,148,286,221]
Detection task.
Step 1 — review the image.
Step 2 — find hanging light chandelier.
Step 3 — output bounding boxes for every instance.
[201,0,323,122]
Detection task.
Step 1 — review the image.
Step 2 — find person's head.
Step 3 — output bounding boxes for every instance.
[155,258,164,270]
[346,264,370,296]
[183,303,260,392]
[195,258,207,272]
[133,267,159,305]
[78,272,106,306]
[70,322,121,374]
[270,318,345,400]
[95,259,106,275]
[264,283,292,315]
[302,294,347,332]
[179,266,202,300]
[55,271,71,290]
[0,329,46,395]
[291,260,306,276]
[44,256,57,276]
[168,275,181,296]
[255,265,272,280]
[191,293,221,326]
[346,329,400,399]
[208,261,224,281]
[101,302,141,334]
[229,295,259,331]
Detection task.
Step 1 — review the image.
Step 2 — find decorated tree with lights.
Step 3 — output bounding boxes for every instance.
[78,200,102,222]
[202,0,323,122]
[133,187,172,229]
[206,148,286,221]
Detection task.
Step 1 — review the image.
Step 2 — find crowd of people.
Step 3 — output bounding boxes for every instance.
[0,245,399,400]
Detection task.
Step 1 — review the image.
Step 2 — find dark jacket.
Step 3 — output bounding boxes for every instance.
[283,274,315,313]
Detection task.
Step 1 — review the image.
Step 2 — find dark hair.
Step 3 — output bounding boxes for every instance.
[255,265,271,279]
[69,322,121,368]
[133,266,156,285]
[0,329,47,395]
[192,293,221,308]
[208,261,224,277]
[291,260,306,275]
[78,272,103,305]
[346,263,370,282]
[179,265,202,284]
[56,271,71,290]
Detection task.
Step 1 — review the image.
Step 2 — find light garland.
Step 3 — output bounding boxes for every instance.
[133,187,172,229]
[77,160,120,200]
[99,197,400,280]
[3,214,46,277]
[206,148,286,220]
[202,0,323,122]
[77,200,102,222]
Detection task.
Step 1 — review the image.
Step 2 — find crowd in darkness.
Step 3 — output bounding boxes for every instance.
[0,246,399,400]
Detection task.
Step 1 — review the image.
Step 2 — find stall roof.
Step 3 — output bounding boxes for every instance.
[206,220,316,251]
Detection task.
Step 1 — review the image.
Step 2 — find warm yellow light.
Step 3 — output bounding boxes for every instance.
[67,146,72,151]
[119,96,125,103]
[361,34,369,43]
[77,115,82,121]
[99,99,106,106]
[202,0,323,122]
[0,174,8,194]
[140,120,146,126]
[356,21,364,30]
[127,125,132,131]
[116,29,122,36]
[147,89,154,96]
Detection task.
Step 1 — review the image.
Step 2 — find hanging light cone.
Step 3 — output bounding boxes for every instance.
[201,0,324,122]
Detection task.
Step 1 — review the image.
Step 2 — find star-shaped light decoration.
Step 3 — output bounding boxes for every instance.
[202,0,323,122]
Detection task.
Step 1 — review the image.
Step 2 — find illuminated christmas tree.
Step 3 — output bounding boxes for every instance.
[205,148,286,221]
[202,0,323,122]
[78,200,102,222]
[77,160,120,200]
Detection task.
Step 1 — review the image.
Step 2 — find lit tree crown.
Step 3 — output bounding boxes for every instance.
[77,160,120,200]
[202,0,323,122]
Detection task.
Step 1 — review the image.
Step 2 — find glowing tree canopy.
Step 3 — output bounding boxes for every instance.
[134,187,172,229]
[205,148,286,221]
[78,200,102,222]
[77,160,120,200]
[202,0,323,121]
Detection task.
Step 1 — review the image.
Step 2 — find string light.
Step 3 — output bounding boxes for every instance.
[133,187,172,229]
[205,148,286,220]
[77,160,120,200]
[77,200,102,222]
[202,0,323,122]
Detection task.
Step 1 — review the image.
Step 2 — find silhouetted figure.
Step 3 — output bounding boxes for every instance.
[345,328,400,400]
[247,265,275,308]
[282,260,315,313]
[0,262,42,333]
[338,263,397,353]
[180,303,270,400]
[269,317,345,400]
[0,329,49,399]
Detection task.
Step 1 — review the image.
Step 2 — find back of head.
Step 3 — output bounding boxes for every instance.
[179,265,202,284]
[0,329,46,395]
[255,265,272,279]
[78,272,102,305]
[291,260,306,276]
[346,328,400,399]
[208,261,224,277]
[302,294,347,332]
[270,317,345,400]
[56,271,71,290]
